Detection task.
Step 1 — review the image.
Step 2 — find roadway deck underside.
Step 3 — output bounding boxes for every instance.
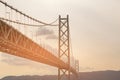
[0,20,76,74]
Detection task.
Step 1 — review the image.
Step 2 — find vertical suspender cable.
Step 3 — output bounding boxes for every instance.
[16,11,19,30]
[10,8,12,26]
[24,15,26,35]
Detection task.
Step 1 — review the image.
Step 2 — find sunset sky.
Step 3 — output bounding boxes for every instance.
[0,0,120,78]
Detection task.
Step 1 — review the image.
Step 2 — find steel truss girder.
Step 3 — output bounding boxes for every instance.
[0,20,71,70]
[0,19,77,76]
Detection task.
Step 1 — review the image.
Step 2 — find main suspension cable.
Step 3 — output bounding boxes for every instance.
[0,0,58,26]
[0,17,58,27]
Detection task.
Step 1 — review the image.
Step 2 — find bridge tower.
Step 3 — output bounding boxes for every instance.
[75,60,79,73]
[58,15,70,80]
[75,60,79,80]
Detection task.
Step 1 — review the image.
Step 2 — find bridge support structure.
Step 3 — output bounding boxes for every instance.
[75,60,79,80]
[75,60,79,73]
[58,15,70,80]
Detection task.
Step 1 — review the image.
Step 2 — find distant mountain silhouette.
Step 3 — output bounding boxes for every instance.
[1,70,120,80]
[0,75,57,80]
[78,70,120,80]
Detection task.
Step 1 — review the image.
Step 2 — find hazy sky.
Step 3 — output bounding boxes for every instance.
[0,0,120,78]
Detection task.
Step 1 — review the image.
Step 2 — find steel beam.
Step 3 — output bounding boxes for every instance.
[58,15,71,80]
[0,19,77,77]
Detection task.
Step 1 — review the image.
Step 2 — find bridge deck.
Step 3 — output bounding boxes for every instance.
[0,20,77,74]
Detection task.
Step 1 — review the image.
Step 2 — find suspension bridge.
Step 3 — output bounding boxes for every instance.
[0,0,79,80]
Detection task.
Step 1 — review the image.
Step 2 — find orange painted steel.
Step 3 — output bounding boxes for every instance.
[0,20,77,74]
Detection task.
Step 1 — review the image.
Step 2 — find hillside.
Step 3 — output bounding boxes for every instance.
[78,70,120,80]
[1,70,120,80]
